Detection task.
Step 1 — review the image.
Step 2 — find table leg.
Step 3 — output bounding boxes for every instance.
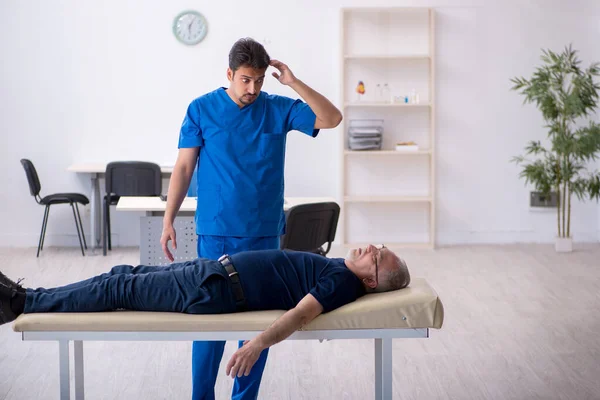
[74,341,84,399]
[374,338,393,400]
[89,174,101,249]
[59,340,70,400]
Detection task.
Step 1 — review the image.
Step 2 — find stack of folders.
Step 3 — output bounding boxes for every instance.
[347,119,383,151]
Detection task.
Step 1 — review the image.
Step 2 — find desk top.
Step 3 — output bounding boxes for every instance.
[68,163,174,174]
[116,196,336,212]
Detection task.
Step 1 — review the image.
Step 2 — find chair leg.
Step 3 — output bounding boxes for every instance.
[71,203,85,256]
[103,198,108,256]
[75,203,88,250]
[106,202,112,251]
[37,205,50,257]
[40,205,50,251]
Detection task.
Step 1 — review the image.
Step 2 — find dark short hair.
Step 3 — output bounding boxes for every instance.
[228,38,270,73]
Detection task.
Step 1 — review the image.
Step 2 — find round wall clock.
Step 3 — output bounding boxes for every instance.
[173,10,208,46]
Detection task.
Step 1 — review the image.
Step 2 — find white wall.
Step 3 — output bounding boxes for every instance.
[597,160,600,241]
[435,0,600,244]
[1,0,599,248]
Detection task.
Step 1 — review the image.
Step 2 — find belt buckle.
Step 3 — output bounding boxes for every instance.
[218,254,237,278]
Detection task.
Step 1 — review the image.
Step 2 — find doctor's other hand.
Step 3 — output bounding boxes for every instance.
[160,225,177,262]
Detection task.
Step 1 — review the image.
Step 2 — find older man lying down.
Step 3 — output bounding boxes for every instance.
[0,245,410,377]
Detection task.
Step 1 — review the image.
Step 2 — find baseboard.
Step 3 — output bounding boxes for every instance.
[3,231,599,248]
[437,230,600,245]
[0,233,139,248]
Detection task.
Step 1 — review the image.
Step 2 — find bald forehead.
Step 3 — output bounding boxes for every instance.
[381,248,400,271]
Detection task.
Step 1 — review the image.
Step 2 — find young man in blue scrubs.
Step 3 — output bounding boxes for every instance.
[159,38,343,400]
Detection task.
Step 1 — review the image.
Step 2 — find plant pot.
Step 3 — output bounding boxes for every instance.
[555,236,573,253]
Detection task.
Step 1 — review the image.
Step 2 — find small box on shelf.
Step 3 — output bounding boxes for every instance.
[395,141,419,152]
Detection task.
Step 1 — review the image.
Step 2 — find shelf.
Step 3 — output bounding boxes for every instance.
[344,54,430,60]
[344,196,431,203]
[343,242,433,249]
[344,102,430,108]
[344,150,431,156]
[343,6,432,12]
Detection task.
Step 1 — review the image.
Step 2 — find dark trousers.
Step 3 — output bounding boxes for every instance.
[24,259,236,315]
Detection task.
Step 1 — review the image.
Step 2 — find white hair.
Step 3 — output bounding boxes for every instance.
[373,256,410,293]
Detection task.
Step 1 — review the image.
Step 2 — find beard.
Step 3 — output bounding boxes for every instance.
[239,94,257,105]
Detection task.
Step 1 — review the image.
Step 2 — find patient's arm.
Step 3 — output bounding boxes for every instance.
[225,294,323,378]
[255,293,324,348]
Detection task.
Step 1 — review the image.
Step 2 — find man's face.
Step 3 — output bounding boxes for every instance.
[346,244,386,263]
[227,65,266,106]
[346,244,395,285]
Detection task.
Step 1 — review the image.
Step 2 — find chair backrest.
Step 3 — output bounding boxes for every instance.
[20,159,42,198]
[105,161,162,196]
[280,202,340,255]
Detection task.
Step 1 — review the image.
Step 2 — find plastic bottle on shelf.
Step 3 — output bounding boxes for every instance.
[410,88,416,104]
[383,83,391,103]
[376,83,381,102]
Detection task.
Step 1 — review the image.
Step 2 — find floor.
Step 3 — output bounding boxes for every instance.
[1,243,599,400]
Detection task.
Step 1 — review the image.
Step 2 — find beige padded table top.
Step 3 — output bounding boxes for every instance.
[13,278,443,333]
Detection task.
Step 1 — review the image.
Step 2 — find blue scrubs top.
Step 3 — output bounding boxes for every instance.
[178,87,319,237]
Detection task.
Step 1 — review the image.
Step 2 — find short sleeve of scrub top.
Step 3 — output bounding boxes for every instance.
[178,100,204,149]
[269,95,320,138]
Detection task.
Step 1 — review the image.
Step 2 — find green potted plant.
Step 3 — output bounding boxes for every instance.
[511,45,600,252]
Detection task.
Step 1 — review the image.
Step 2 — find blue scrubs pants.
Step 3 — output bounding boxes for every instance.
[192,235,280,400]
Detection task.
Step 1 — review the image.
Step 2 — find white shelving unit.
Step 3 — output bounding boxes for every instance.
[339,7,436,248]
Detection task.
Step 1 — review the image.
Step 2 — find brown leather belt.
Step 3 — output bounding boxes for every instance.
[218,254,247,312]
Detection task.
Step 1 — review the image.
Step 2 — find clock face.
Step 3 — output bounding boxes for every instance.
[173,11,207,45]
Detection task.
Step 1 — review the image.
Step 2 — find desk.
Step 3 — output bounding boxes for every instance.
[116,196,335,215]
[67,163,174,249]
[116,196,336,265]
[116,196,196,216]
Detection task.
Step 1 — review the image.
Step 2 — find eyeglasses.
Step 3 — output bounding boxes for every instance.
[374,244,385,285]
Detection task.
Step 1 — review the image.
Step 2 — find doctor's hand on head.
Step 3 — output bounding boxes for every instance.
[270,60,297,86]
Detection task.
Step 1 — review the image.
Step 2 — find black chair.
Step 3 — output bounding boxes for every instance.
[103,161,162,255]
[20,159,89,257]
[280,202,340,256]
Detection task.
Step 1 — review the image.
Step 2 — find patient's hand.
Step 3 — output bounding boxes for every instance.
[226,340,263,378]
